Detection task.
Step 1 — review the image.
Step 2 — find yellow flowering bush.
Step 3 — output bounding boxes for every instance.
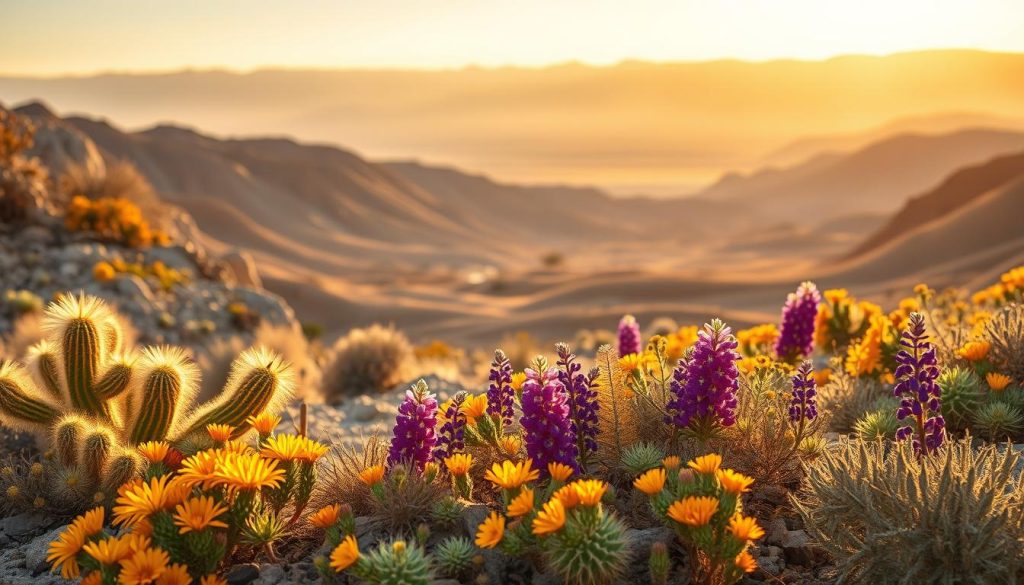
[635,453,761,585]
[64,195,170,248]
[47,419,328,582]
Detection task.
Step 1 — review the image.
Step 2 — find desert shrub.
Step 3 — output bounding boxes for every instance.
[794,437,1024,584]
[540,251,565,268]
[0,109,48,222]
[817,367,893,433]
[60,159,163,217]
[322,324,413,399]
[63,195,169,248]
[985,303,1024,383]
[315,435,389,517]
[1,312,45,359]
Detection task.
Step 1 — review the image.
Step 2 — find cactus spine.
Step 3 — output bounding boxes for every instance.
[26,342,63,400]
[53,415,85,467]
[545,510,630,585]
[128,347,196,444]
[81,427,114,486]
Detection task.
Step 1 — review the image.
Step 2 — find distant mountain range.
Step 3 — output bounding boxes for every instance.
[11,100,1024,343]
[5,49,1024,196]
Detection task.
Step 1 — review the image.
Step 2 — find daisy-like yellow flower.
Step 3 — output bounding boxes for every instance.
[260,434,304,461]
[532,498,567,535]
[329,535,360,572]
[82,536,133,565]
[173,496,229,534]
[309,504,342,529]
[73,506,105,536]
[220,440,255,455]
[444,453,474,476]
[114,477,187,527]
[206,424,235,442]
[462,394,488,422]
[571,479,608,506]
[728,514,765,542]
[499,435,522,456]
[987,372,1012,392]
[547,462,574,482]
[475,511,505,549]
[618,353,647,373]
[118,547,169,585]
[81,572,102,585]
[735,550,758,573]
[47,523,87,578]
[510,372,528,392]
[177,450,219,489]
[296,436,330,462]
[246,412,281,436]
[687,453,722,475]
[358,464,386,486]
[156,563,192,585]
[212,452,285,492]
[552,484,580,509]
[199,576,228,585]
[662,456,681,471]
[507,488,535,517]
[667,496,719,527]
[485,459,540,490]
[716,469,755,494]
[633,468,667,495]
[957,340,991,362]
[137,441,170,464]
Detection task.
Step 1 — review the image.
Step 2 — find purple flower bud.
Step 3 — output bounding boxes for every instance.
[666,319,740,429]
[789,360,818,423]
[618,315,642,357]
[432,392,467,464]
[892,313,945,456]
[775,282,821,363]
[486,350,515,429]
[387,382,439,472]
[520,367,579,474]
[555,343,599,466]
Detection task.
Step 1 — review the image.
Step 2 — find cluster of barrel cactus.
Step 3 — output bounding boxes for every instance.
[0,293,294,508]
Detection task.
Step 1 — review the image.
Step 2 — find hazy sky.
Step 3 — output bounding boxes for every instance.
[1,0,1022,75]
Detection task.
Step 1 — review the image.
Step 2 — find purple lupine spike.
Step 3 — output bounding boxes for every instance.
[432,392,467,464]
[666,319,740,429]
[893,313,945,456]
[486,350,515,429]
[775,281,821,363]
[520,367,579,474]
[617,315,642,357]
[789,360,818,424]
[555,343,599,467]
[387,380,439,472]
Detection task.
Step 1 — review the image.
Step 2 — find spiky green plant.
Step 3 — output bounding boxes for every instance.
[852,409,899,440]
[793,437,1024,584]
[357,540,434,585]
[649,542,670,585]
[543,509,631,585]
[985,303,1024,383]
[937,366,983,430]
[433,536,475,578]
[619,442,666,478]
[0,293,295,511]
[971,402,1024,441]
[430,495,465,527]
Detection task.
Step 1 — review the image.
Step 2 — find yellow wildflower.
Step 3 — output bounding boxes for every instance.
[667,496,718,527]
[475,512,505,548]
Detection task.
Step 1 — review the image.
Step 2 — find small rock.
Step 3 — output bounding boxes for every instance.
[253,563,286,585]
[781,530,827,567]
[23,525,65,572]
[764,518,788,546]
[226,563,260,585]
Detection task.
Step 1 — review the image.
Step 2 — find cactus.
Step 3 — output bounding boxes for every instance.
[649,542,670,585]
[938,367,983,430]
[971,402,1024,441]
[434,536,475,578]
[619,442,666,478]
[544,509,630,585]
[359,540,434,585]
[431,496,465,527]
[853,410,899,441]
[0,293,296,509]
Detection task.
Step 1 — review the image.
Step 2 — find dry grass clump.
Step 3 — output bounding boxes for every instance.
[314,435,389,517]
[322,324,413,399]
[61,159,165,223]
[794,437,1024,584]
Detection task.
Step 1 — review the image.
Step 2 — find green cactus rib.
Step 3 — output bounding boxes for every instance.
[95,364,133,400]
[0,378,59,427]
[62,318,109,419]
[36,352,63,400]
[182,368,276,437]
[103,320,121,356]
[102,453,140,496]
[54,419,83,467]
[129,368,180,444]
[81,431,113,485]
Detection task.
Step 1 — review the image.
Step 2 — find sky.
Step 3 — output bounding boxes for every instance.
[1,0,1022,76]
